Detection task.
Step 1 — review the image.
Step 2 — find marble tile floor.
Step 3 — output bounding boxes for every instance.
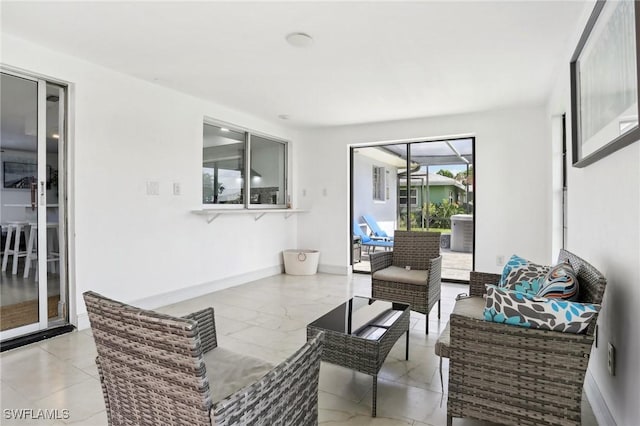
[0,273,598,425]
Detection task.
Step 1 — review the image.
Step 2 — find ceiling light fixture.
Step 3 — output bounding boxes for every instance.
[286,32,313,48]
[220,127,229,132]
[52,133,60,139]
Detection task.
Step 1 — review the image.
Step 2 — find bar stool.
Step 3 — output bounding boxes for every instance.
[1,221,29,275]
[23,222,60,281]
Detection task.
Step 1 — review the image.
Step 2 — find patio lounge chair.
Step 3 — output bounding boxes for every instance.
[362,215,394,241]
[370,231,442,334]
[353,220,394,253]
[83,291,323,426]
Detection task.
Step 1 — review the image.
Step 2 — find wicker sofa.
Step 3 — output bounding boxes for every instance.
[435,249,607,426]
[370,231,442,334]
[83,291,323,426]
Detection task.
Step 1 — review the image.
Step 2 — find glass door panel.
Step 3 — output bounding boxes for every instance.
[45,82,66,327]
[0,72,67,340]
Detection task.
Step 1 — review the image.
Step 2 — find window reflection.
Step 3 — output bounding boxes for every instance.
[249,135,286,205]
[202,124,245,205]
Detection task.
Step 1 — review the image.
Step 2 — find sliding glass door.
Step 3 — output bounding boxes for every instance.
[351,138,475,281]
[0,71,68,341]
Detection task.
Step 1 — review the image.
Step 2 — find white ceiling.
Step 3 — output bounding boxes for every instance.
[0,1,588,128]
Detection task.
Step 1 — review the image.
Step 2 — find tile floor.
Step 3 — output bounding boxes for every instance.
[0,273,598,425]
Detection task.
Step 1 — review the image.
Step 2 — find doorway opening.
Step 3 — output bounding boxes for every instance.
[351,137,475,282]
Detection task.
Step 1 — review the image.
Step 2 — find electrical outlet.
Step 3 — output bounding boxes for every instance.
[608,342,616,376]
[322,188,328,196]
[173,182,181,196]
[496,255,505,266]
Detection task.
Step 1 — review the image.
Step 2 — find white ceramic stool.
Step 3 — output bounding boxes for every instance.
[2,221,29,275]
[23,222,60,280]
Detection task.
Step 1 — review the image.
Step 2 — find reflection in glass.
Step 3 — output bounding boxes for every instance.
[249,135,286,205]
[0,73,40,331]
[202,124,246,205]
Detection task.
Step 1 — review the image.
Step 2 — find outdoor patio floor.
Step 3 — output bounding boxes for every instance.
[354,248,472,281]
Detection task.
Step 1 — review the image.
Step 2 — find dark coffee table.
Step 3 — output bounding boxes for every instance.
[307,296,410,417]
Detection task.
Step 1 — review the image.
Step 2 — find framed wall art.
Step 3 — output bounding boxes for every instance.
[570,0,640,167]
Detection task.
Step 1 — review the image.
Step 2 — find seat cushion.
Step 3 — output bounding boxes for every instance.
[372,266,428,285]
[435,297,485,358]
[204,347,274,403]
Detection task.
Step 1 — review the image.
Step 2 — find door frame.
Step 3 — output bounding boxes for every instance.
[349,136,476,283]
[0,67,71,342]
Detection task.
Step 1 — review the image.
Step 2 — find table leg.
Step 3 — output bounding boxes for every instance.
[372,374,377,417]
[405,329,410,360]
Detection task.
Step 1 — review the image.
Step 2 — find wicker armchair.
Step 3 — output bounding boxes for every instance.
[370,231,441,334]
[83,291,323,426]
[444,249,607,426]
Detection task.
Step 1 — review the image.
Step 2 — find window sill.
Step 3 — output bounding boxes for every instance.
[192,208,307,223]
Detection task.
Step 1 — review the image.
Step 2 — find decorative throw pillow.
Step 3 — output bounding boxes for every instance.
[536,260,579,300]
[483,285,599,334]
[499,254,550,296]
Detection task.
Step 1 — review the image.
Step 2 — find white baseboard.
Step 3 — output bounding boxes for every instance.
[75,265,283,330]
[318,263,350,275]
[584,370,616,426]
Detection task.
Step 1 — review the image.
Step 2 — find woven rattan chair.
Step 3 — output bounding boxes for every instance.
[443,249,607,426]
[370,231,441,334]
[83,291,323,426]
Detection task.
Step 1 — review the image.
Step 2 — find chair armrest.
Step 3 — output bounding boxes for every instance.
[213,332,324,424]
[428,256,442,283]
[370,251,393,273]
[182,307,217,353]
[469,271,501,297]
[448,312,594,422]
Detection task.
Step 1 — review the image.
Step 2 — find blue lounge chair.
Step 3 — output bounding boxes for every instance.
[362,215,394,241]
[353,221,393,253]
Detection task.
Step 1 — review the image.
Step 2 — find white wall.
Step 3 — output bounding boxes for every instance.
[352,151,397,235]
[1,34,300,323]
[547,2,640,424]
[297,106,552,273]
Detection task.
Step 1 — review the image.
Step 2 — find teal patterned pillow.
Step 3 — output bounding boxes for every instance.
[536,260,579,300]
[499,255,550,296]
[483,285,600,334]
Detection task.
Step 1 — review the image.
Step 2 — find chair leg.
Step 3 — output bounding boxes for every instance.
[439,356,444,393]
[24,226,37,279]
[447,415,453,426]
[438,298,441,319]
[2,226,13,272]
[425,315,429,334]
[11,224,22,275]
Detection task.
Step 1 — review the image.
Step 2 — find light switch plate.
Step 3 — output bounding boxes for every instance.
[146,181,159,196]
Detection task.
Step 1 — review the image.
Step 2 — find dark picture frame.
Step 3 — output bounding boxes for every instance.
[2,161,54,189]
[570,0,640,167]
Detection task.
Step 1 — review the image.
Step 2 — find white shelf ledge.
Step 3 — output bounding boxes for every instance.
[192,208,307,223]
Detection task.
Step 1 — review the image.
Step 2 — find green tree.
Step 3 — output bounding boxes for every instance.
[455,166,474,185]
[436,169,454,178]
[428,199,464,229]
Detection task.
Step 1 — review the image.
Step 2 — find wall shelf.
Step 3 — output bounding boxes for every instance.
[192,208,307,224]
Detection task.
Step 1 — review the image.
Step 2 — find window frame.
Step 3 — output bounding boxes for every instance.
[203,118,289,210]
[372,165,386,202]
